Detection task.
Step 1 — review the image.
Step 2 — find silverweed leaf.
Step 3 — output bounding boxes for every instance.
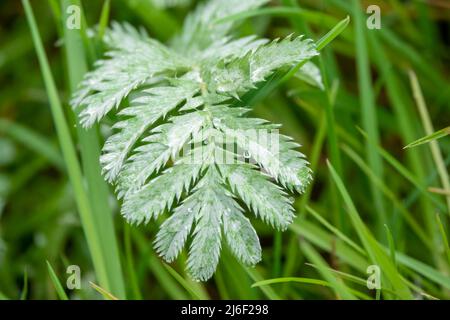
[72,0,317,281]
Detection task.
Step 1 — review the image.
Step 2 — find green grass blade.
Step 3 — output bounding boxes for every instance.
[272,231,282,277]
[352,0,385,236]
[408,70,450,213]
[342,145,431,248]
[22,0,113,297]
[404,127,450,150]
[97,0,111,42]
[252,276,370,300]
[358,128,446,212]
[244,267,281,300]
[163,264,208,300]
[90,282,119,300]
[327,160,413,299]
[435,214,450,266]
[300,241,357,299]
[123,225,142,300]
[46,261,69,300]
[61,0,126,298]
[384,225,397,267]
[316,15,350,51]
[306,206,365,256]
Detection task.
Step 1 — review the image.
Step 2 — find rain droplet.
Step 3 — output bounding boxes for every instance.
[213,118,221,127]
[187,207,193,213]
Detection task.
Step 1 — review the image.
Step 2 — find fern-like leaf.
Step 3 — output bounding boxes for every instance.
[72,0,317,281]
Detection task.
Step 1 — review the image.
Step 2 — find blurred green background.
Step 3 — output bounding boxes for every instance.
[0,0,449,300]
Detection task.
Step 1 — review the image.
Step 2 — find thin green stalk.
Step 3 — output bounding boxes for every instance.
[61,0,125,298]
[300,242,357,300]
[22,0,113,297]
[368,30,443,269]
[124,225,142,300]
[408,70,450,214]
[46,261,69,300]
[272,231,282,277]
[352,0,386,238]
[435,214,450,267]
[342,144,432,249]
[327,160,413,299]
[252,276,371,300]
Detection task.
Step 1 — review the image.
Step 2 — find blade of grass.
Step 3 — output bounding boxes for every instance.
[217,249,257,299]
[46,261,69,300]
[408,70,450,214]
[327,160,413,299]
[358,128,446,212]
[368,30,442,268]
[384,225,397,267]
[305,263,397,297]
[272,231,282,277]
[292,216,450,293]
[124,224,142,300]
[403,127,450,149]
[341,144,431,249]
[132,231,190,299]
[23,0,114,296]
[96,0,111,42]
[90,282,119,300]
[306,206,366,256]
[300,241,357,299]
[214,267,231,300]
[61,0,126,298]
[435,214,450,266]
[352,0,386,237]
[252,276,370,300]
[244,267,281,300]
[290,219,368,272]
[429,187,450,197]
[163,264,208,300]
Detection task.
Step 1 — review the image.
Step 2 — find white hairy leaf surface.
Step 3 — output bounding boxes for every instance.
[71,0,318,281]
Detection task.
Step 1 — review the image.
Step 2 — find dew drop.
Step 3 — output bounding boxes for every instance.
[187,207,193,213]
[231,221,240,231]
[213,118,221,127]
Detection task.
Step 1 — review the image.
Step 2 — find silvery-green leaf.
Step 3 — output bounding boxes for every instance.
[223,208,261,266]
[295,61,324,90]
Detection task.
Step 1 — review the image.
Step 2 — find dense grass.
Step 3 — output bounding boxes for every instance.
[0,0,449,299]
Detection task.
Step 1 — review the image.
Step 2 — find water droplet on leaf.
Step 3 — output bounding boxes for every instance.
[213,118,221,127]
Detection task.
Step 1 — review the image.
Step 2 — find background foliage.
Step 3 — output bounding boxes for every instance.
[0,0,449,299]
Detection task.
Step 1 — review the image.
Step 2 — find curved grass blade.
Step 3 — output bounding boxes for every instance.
[46,261,69,300]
